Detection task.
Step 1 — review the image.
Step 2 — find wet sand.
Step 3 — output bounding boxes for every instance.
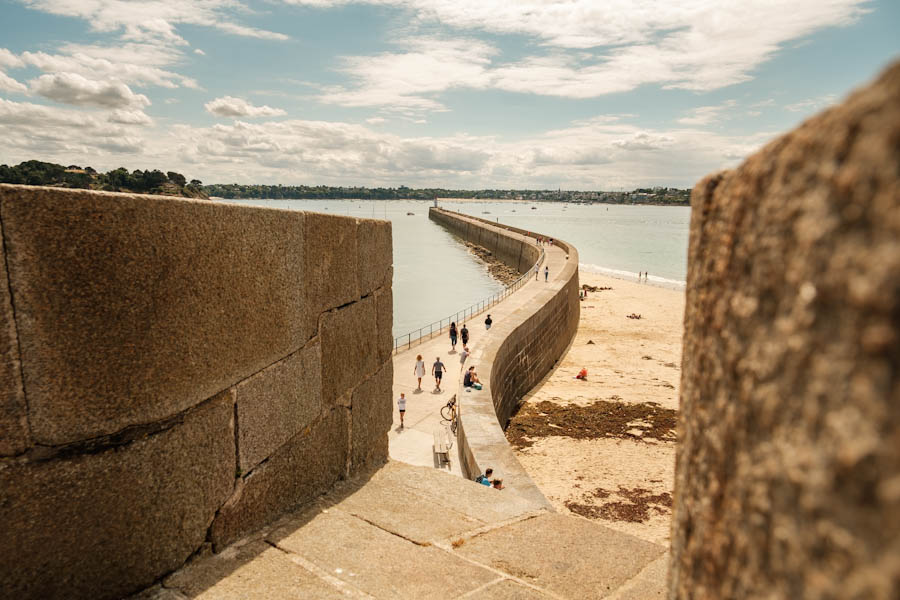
[510,271,684,546]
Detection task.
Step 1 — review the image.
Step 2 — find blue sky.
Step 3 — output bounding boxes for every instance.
[0,0,897,189]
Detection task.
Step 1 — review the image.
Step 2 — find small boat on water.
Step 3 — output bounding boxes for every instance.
[531,206,537,210]
[406,212,415,215]
[482,211,491,214]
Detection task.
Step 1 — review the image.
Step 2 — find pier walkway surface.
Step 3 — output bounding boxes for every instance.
[388,226,569,478]
[135,216,668,599]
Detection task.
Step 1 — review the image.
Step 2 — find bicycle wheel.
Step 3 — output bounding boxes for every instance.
[440,403,453,421]
[450,416,458,435]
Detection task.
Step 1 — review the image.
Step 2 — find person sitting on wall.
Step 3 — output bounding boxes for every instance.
[463,366,480,388]
[475,468,493,485]
[491,479,505,490]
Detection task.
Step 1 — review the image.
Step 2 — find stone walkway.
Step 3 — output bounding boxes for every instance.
[135,462,666,600]
[389,235,571,478]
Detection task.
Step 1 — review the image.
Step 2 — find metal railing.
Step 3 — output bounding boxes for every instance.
[392,245,546,355]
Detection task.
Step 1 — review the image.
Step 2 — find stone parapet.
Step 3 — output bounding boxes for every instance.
[0,185,393,600]
[669,61,900,599]
[429,208,579,507]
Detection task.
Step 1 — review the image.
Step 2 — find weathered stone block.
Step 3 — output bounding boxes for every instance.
[210,407,348,549]
[350,361,392,471]
[269,507,497,598]
[456,513,665,598]
[0,186,310,445]
[164,540,347,600]
[356,218,392,296]
[0,391,235,600]
[374,285,393,363]
[320,295,378,405]
[303,212,359,318]
[0,229,28,456]
[670,62,900,599]
[236,339,322,472]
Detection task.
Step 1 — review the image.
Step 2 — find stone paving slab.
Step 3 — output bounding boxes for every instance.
[454,512,666,600]
[370,461,542,523]
[605,555,668,600]
[466,578,558,599]
[162,540,348,600]
[324,468,486,544]
[268,506,498,599]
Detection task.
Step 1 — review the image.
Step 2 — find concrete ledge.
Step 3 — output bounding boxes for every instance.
[429,208,579,507]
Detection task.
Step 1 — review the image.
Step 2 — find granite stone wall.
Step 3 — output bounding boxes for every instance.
[0,185,393,600]
[429,208,579,506]
[669,62,900,599]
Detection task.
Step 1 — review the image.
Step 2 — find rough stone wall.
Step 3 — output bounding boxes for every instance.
[430,208,579,506]
[669,62,900,599]
[0,185,393,600]
[429,208,540,274]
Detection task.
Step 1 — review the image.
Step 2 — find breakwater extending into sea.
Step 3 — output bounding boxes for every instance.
[224,199,690,334]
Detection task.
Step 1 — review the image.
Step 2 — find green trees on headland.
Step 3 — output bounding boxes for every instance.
[0,160,207,199]
[0,159,691,205]
[204,183,691,205]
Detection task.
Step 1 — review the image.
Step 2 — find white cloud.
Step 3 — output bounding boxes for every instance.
[677,100,737,126]
[30,73,151,109]
[365,117,385,124]
[322,37,494,112]
[0,97,147,159]
[205,96,288,118]
[109,109,154,125]
[611,132,676,151]
[785,94,837,112]
[194,48,206,55]
[306,0,868,107]
[0,48,25,69]
[0,72,28,94]
[21,0,288,46]
[20,49,199,89]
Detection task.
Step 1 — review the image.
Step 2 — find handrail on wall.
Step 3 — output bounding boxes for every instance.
[392,240,545,356]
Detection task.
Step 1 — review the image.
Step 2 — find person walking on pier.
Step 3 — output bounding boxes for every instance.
[461,324,469,346]
[397,393,407,428]
[535,263,539,280]
[414,354,425,391]
[432,357,446,392]
[485,314,492,330]
[449,322,458,351]
[544,265,549,282]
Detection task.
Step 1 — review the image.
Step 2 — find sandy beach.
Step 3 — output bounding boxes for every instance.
[509,270,684,546]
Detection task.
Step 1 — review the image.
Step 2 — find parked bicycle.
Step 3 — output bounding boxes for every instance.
[440,395,458,436]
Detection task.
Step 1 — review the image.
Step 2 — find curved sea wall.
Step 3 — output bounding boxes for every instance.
[429,208,579,505]
[0,185,393,600]
[669,62,900,597]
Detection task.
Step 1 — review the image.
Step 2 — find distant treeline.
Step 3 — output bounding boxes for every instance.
[0,160,207,199]
[206,183,691,205]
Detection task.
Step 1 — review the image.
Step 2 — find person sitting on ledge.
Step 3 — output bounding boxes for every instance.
[476,468,493,485]
[463,366,480,388]
[491,479,505,490]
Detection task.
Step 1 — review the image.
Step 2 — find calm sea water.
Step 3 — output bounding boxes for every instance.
[222,199,690,339]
